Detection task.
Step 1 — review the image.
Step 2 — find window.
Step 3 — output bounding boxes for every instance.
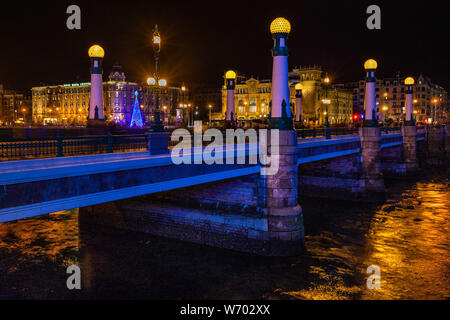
[249,99,256,113]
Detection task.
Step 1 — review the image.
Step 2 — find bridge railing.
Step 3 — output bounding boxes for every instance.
[0,134,147,161]
[296,126,401,139]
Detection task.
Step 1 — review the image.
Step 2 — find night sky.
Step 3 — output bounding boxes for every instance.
[0,0,448,91]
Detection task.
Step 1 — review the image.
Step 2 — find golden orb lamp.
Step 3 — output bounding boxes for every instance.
[147,77,156,85]
[295,83,303,90]
[88,45,105,58]
[404,77,415,85]
[225,70,237,79]
[364,59,378,70]
[270,17,291,34]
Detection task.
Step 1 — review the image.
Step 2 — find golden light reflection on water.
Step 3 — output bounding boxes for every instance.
[280,175,450,300]
[0,174,448,300]
[361,181,450,299]
[0,210,79,262]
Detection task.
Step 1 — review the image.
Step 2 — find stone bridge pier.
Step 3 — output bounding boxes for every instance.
[359,126,386,201]
[257,130,304,255]
[401,125,419,173]
[426,125,447,166]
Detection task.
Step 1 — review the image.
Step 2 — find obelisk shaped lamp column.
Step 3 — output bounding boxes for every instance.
[404,77,415,126]
[358,58,385,200]
[269,18,292,130]
[363,59,378,127]
[88,45,106,126]
[225,70,236,122]
[258,17,304,256]
[401,76,418,172]
[294,83,303,122]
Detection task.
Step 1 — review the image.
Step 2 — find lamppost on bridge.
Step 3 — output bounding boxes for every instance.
[225,70,236,127]
[294,83,303,124]
[87,44,106,127]
[363,59,378,127]
[147,25,167,133]
[268,17,293,130]
[402,76,419,172]
[145,25,170,155]
[404,77,415,126]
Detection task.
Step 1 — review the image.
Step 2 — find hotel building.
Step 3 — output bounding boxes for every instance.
[31,64,184,126]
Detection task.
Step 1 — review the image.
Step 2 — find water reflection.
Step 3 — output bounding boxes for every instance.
[0,171,448,299]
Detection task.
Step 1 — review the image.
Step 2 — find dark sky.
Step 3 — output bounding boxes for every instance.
[0,0,448,91]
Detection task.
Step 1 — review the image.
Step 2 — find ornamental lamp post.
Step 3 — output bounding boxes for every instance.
[225,70,237,124]
[363,59,378,127]
[269,17,292,130]
[145,25,170,156]
[87,44,106,127]
[294,83,303,123]
[147,24,166,133]
[404,77,415,126]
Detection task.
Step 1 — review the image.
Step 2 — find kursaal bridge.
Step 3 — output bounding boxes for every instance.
[1,17,449,256]
[0,125,447,256]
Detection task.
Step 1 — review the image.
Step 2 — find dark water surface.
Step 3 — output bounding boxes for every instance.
[1,170,449,299]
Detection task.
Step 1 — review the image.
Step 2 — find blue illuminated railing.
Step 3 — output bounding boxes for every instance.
[0,134,147,161]
[296,126,401,139]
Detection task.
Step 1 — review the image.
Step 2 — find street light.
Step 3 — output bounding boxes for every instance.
[322,75,331,131]
[432,98,438,124]
[147,24,165,132]
[208,104,212,125]
[322,98,331,139]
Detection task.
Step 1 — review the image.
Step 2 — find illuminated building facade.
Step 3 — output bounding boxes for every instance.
[0,84,32,125]
[31,65,183,126]
[221,66,353,125]
[341,72,448,124]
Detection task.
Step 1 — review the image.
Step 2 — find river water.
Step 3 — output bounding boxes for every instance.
[0,169,449,300]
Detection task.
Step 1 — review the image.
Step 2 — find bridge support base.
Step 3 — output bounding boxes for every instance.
[359,127,385,201]
[446,124,450,166]
[401,125,419,174]
[426,126,446,166]
[79,199,304,256]
[258,130,304,252]
[146,131,170,156]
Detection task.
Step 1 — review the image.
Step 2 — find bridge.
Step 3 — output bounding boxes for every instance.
[0,124,447,255]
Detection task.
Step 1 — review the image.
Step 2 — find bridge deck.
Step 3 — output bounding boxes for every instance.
[0,132,424,223]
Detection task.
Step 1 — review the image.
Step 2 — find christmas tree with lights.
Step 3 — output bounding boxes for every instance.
[130,90,144,127]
